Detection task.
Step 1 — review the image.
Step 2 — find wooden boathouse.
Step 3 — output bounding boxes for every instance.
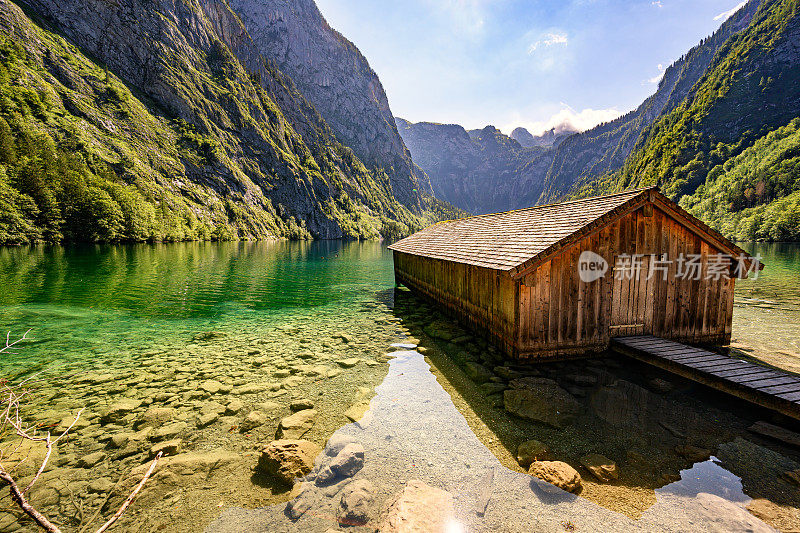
[389,187,760,361]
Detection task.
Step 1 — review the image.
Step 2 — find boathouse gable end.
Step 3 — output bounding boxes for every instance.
[389,188,758,361]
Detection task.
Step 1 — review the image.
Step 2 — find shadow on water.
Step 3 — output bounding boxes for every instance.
[391,286,800,521]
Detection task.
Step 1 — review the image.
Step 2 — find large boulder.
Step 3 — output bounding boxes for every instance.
[276,409,317,439]
[528,461,582,493]
[504,378,580,428]
[257,439,321,484]
[579,453,619,482]
[377,479,454,532]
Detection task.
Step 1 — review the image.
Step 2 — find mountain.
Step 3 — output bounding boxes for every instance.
[573,0,800,241]
[511,127,574,148]
[0,0,453,244]
[396,119,552,213]
[225,0,432,205]
[537,0,761,203]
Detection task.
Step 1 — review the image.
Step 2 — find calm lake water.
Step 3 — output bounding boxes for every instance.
[0,241,798,532]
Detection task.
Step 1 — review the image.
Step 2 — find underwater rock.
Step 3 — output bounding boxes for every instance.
[784,469,800,486]
[136,407,177,429]
[77,451,105,468]
[325,434,359,457]
[150,438,182,458]
[464,362,492,384]
[337,479,374,526]
[316,443,365,484]
[88,477,115,494]
[675,445,712,463]
[285,487,319,519]
[648,377,674,394]
[276,409,317,439]
[480,382,507,395]
[690,493,773,532]
[258,440,321,484]
[336,358,360,368]
[504,378,580,428]
[516,440,551,468]
[580,453,619,482]
[192,331,227,342]
[528,461,582,493]
[225,399,245,414]
[290,398,315,411]
[240,411,269,433]
[377,479,454,533]
[151,421,188,441]
[200,401,227,415]
[197,412,219,428]
[101,399,143,424]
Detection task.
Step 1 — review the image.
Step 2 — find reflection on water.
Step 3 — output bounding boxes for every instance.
[209,349,780,533]
[0,242,797,531]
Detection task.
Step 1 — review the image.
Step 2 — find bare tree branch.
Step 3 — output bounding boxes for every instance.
[94,452,162,533]
[0,331,162,533]
[0,469,62,533]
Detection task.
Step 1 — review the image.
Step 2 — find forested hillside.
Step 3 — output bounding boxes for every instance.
[572,0,800,241]
[0,0,454,245]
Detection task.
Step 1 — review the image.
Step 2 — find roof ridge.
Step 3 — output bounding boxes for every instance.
[435,186,656,224]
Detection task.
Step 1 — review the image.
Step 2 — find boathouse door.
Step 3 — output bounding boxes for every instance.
[609,255,651,337]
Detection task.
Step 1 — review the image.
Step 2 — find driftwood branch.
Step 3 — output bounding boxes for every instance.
[0,330,163,532]
[94,452,162,533]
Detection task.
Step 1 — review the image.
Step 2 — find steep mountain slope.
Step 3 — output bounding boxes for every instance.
[0,0,452,244]
[681,118,800,241]
[537,0,761,203]
[396,119,551,213]
[574,0,800,241]
[225,0,431,206]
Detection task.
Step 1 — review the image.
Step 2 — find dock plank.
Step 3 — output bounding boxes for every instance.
[611,336,800,421]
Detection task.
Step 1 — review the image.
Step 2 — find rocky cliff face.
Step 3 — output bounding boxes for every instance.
[225,0,431,206]
[0,0,450,243]
[396,119,550,213]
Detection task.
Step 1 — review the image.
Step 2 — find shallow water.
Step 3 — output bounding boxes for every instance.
[733,243,800,374]
[0,241,797,532]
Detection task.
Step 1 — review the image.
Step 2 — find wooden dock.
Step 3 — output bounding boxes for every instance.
[611,335,800,420]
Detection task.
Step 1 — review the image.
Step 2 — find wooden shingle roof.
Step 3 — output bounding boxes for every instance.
[389,187,752,275]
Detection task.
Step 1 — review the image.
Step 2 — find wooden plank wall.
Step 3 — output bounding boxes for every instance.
[393,251,519,356]
[517,206,735,359]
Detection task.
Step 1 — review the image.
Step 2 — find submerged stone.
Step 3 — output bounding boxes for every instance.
[528,460,582,493]
[378,480,454,533]
[337,479,374,526]
[276,409,316,439]
[580,453,619,482]
[240,411,269,433]
[504,378,580,428]
[258,439,321,484]
[516,440,551,468]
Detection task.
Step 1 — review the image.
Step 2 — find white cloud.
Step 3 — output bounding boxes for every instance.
[646,63,665,84]
[431,0,488,36]
[651,1,663,7]
[528,31,569,54]
[503,106,622,136]
[713,1,746,21]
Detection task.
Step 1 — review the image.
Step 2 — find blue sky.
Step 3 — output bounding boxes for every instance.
[314,0,748,135]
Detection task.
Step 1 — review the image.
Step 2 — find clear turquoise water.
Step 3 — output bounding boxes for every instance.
[0,241,396,373]
[0,241,797,531]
